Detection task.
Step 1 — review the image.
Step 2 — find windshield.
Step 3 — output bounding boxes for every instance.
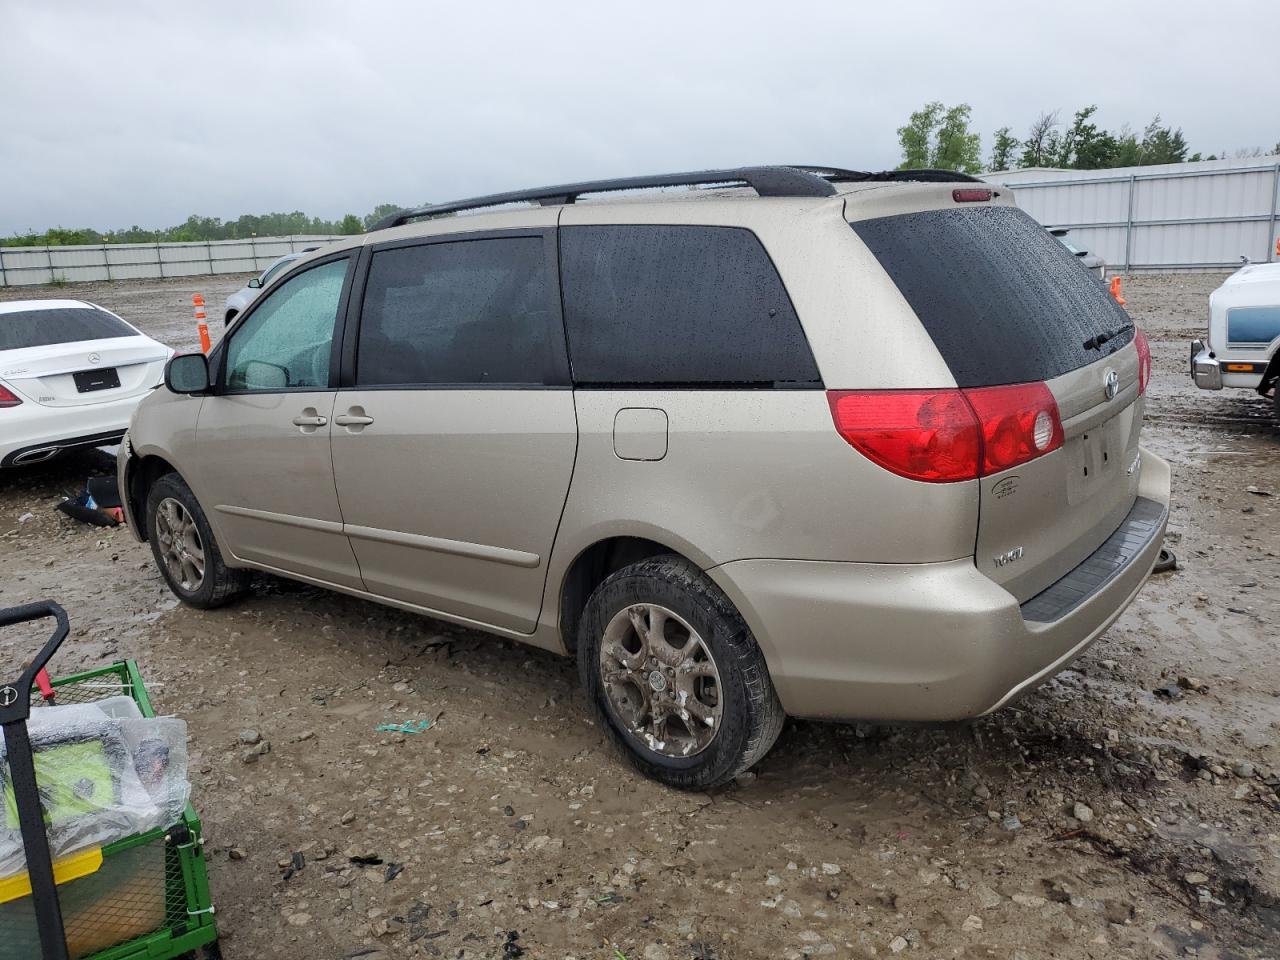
[851,206,1132,387]
[0,307,135,351]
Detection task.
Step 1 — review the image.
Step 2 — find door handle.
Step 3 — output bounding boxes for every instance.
[292,415,328,427]
[335,414,374,426]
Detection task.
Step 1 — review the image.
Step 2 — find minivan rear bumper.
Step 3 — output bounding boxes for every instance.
[708,446,1171,722]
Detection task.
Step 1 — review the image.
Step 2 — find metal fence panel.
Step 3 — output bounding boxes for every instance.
[0,235,342,287]
[985,157,1280,271]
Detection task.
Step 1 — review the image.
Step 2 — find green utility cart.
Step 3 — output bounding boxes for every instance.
[0,601,218,960]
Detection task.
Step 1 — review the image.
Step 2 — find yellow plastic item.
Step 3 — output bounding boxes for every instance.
[0,847,103,905]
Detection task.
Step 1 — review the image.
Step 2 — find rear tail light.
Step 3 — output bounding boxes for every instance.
[0,384,22,408]
[827,390,979,482]
[962,382,1064,476]
[828,382,1063,483]
[1134,328,1151,395]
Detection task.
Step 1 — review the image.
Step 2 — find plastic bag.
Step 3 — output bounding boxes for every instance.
[0,701,190,879]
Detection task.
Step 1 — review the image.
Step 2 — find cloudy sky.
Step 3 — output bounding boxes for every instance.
[2,0,1277,234]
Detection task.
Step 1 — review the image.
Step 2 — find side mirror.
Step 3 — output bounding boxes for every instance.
[165,353,211,394]
[247,278,262,289]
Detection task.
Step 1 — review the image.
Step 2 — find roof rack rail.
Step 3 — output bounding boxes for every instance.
[790,165,984,184]
[370,164,985,230]
[371,166,840,231]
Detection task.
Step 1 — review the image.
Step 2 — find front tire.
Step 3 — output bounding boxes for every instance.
[577,556,784,789]
[145,473,248,608]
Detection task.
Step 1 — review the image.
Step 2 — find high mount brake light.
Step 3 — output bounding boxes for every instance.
[952,188,994,203]
[0,384,22,408]
[1134,328,1151,395]
[828,383,1063,483]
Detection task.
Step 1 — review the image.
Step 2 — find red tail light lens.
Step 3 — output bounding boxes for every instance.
[0,384,22,408]
[828,390,980,482]
[962,382,1064,476]
[828,383,1063,483]
[1134,328,1151,395]
[952,188,993,203]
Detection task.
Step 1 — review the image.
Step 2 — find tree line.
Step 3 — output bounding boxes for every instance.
[0,202,418,247]
[898,101,1279,174]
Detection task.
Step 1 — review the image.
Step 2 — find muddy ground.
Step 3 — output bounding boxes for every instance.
[1,273,1277,960]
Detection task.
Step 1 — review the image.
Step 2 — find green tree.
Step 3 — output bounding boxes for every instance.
[1139,116,1188,164]
[363,203,405,229]
[1019,111,1059,167]
[933,104,982,173]
[988,127,1020,171]
[1058,105,1118,169]
[339,213,363,235]
[897,102,942,168]
[896,101,982,173]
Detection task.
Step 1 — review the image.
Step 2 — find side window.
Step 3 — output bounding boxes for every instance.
[356,237,561,386]
[225,258,347,391]
[559,225,821,386]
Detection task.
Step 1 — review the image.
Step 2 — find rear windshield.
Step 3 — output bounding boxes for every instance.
[0,307,135,351]
[851,206,1133,387]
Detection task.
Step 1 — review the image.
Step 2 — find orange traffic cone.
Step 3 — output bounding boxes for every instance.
[1109,276,1126,306]
[193,294,211,353]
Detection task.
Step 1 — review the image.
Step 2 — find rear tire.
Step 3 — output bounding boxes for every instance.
[576,555,784,789]
[145,473,248,609]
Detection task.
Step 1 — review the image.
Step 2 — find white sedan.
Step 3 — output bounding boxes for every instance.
[0,299,171,467]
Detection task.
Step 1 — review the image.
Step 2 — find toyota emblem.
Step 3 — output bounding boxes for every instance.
[1104,369,1119,400]
[0,685,17,708]
[87,353,101,365]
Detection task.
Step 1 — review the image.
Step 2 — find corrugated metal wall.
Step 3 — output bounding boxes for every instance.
[0,235,343,287]
[983,157,1280,272]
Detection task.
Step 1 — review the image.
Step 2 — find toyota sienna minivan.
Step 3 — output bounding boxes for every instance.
[119,165,1171,788]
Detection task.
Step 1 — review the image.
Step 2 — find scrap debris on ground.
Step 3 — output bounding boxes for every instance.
[0,273,1277,959]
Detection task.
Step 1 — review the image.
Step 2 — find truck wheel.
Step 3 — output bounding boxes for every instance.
[145,473,248,609]
[577,555,785,789]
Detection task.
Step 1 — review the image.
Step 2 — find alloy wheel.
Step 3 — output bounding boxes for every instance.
[598,603,723,758]
[155,497,205,592]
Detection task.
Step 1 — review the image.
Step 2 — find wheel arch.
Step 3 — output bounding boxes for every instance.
[558,535,698,654]
[124,453,181,541]
[1257,348,1280,399]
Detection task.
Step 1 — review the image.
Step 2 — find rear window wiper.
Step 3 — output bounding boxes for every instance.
[1083,324,1131,352]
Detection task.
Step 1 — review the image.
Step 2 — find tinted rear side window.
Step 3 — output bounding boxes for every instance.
[357,237,565,386]
[851,206,1133,387]
[560,225,821,386]
[0,307,134,351]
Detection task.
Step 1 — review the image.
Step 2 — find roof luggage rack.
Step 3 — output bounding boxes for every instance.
[789,165,984,184]
[371,164,984,230]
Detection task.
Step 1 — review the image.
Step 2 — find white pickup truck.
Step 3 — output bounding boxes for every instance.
[1191,262,1280,420]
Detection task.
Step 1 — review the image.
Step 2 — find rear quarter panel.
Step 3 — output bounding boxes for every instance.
[545,388,979,575]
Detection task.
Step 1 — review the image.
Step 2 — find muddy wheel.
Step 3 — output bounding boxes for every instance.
[145,473,248,609]
[577,555,784,789]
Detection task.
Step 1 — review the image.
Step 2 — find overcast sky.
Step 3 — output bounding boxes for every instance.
[2,0,1277,234]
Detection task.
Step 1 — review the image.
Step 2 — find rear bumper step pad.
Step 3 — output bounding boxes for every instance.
[1020,495,1167,624]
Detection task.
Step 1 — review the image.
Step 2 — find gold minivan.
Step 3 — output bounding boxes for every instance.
[119,166,1171,788]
